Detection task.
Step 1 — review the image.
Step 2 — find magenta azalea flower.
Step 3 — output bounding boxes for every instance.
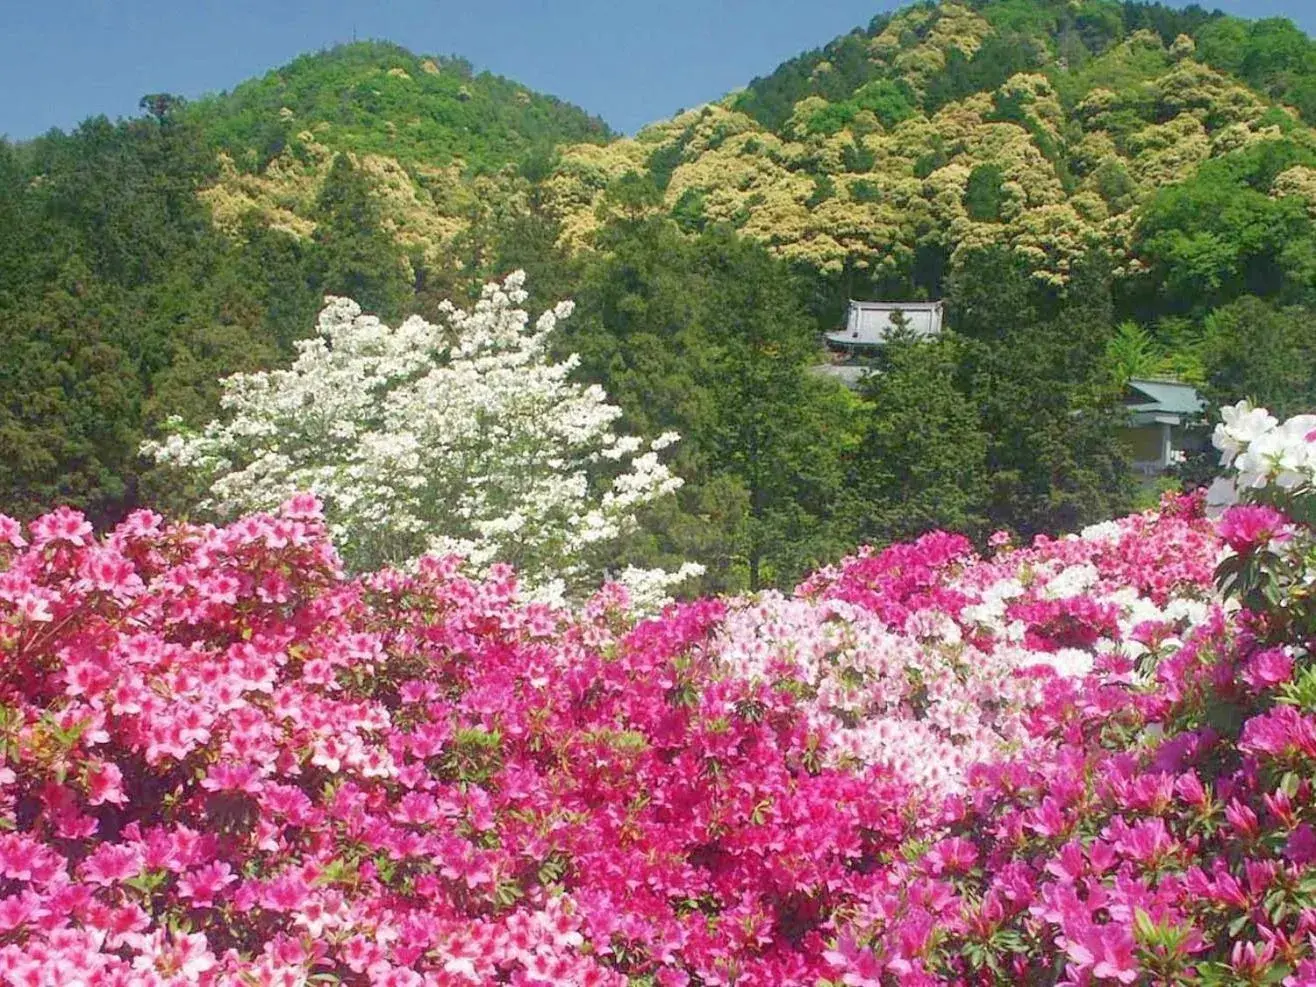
[1218,503,1291,553]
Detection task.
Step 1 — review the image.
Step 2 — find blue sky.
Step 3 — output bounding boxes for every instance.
[2,0,1315,140]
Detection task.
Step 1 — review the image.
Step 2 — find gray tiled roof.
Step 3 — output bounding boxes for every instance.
[1126,378,1206,416]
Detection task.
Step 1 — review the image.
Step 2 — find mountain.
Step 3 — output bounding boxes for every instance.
[537,0,1316,301]
[187,41,610,273]
[184,40,611,172]
[155,6,1316,310]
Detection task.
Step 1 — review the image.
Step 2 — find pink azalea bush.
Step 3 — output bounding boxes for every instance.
[716,500,1219,795]
[816,409,1316,985]
[0,497,918,986]
[2,402,1315,986]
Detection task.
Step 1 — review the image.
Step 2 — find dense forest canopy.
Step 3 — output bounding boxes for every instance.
[182,40,613,174]
[4,2,1316,593]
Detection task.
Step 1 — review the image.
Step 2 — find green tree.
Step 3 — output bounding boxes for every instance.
[0,107,327,523]
[953,248,1132,537]
[964,164,1007,222]
[565,218,857,592]
[694,229,854,589]
[138,93,186,124]
[1133,141,1316,315]
[311,154,409,319]
[1198,295,1316,418]
[1105,320,1174,385]
[0,261,139,524]
[1195,16,1316,124]
[945,243,1039,340]
[0,143,34,304]
[489,203,580,313]
[845,332,989,546]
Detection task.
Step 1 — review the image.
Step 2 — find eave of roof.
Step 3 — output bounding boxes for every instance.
[1126,378,1205,416]
[848,300,944,311]
[1129,411,1184,427]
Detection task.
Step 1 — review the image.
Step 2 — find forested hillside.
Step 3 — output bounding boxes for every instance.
[0,43,608,527]
[4,2,1316,593]
[544,2,1316,311]
[185,40,612,171]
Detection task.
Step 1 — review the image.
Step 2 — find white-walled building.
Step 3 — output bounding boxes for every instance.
[824,300,945,354]
[1120,378,1207,475]
[814,299,945,387]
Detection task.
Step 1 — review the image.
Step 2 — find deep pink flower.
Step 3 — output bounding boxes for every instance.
[1287,958,1316,987]
[1218,504,1290,554]
[0,515,26,549]
[80,843,144,887]
[83,761,127,806]
[1225,799,1261,840]
[28,506,94,548]
[1065,922,1138,984]
[177,862,235,907]
[1174,772,1208,809]
[1286,825,1316,866]
[1232,940,1279,979]
[1241,648,1294,691]
[922,837,977,875]
[823,935,886,987]
[1240,706,1316,762]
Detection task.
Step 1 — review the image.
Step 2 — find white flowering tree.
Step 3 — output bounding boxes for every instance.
[145,272,701,604]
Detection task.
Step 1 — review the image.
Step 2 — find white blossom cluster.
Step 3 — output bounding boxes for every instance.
[1207,400,1316,512]
[145,272,700,606]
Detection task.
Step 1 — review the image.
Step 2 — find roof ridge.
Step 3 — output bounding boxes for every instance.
[848,299,944,308]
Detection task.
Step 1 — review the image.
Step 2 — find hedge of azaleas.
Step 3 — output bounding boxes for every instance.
[1,402,1314,986]
[716,502,1218,797]
[810,403,1316,986]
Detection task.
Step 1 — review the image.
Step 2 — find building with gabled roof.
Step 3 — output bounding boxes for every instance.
[1121,378,1207,475]
[824,300,945,354]
[815,300,945,387]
